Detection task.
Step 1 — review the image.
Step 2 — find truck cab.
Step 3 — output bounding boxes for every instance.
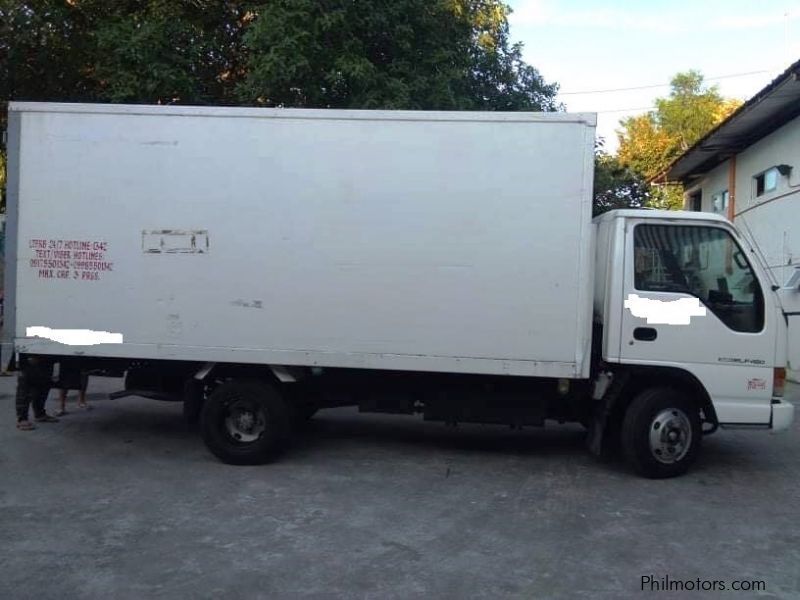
[590,209,793,475]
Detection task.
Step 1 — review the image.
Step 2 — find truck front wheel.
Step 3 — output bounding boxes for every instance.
[200,379,291,465]
[621,387,702,478]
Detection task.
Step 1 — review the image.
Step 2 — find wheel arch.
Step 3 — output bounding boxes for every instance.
[612,366,718,429]
[191,362,303,386]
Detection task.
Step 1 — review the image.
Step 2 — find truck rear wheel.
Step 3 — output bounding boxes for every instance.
[200,379,291,465]
[621,387,701,478]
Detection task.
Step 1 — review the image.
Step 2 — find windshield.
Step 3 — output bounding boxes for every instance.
[634,224,764,333]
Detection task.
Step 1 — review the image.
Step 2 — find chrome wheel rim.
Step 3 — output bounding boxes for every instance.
[224,399,266,443]
[649,408,692,464]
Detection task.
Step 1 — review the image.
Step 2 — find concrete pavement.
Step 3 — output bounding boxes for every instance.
[1,376,798,599]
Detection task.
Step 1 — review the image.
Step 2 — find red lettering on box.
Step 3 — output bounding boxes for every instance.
[27,238,113,282]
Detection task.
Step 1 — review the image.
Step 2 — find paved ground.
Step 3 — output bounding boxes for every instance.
[0,375,798,600]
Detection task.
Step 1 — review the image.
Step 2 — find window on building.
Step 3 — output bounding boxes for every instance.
[711,190,729,214]
[633,225,764,333]
[688,190,702,211]
[754,168,779,197]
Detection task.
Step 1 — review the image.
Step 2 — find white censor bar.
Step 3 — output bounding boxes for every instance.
[26,326,123,346]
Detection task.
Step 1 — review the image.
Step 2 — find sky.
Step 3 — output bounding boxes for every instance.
[506,0,800,152]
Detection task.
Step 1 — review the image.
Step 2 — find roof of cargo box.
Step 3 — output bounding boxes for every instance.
[9,101,597,126]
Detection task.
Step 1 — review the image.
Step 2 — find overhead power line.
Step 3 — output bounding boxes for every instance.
[559,69,772,96]
[588,90,800,115]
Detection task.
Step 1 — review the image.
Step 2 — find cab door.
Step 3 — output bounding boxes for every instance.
[618,219,778,425]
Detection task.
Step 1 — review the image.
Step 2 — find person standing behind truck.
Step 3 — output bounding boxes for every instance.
[55,359,91,415]
[15,355,59,430]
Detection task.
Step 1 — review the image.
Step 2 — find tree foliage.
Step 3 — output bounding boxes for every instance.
[0,1,251,106]
[93,2,250,105]
[654,71,741,154]
[238,0,474,109]
[238,0,559,110]
[0,0,557,110]
[593,140,651,216]
[614,70,741,210]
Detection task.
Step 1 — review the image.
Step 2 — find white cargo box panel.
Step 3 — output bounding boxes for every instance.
[5,103,596,378]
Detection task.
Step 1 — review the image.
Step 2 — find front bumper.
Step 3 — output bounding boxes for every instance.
[771,398,795,432]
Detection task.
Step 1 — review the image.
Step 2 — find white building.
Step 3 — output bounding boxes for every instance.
[666,59,800,380]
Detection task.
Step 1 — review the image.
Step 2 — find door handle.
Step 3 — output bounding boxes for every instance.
[633,327,658,341]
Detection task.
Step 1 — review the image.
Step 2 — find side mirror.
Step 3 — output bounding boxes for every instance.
[784,267,800,291]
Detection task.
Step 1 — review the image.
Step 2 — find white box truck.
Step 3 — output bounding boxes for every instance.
[4,102,796,477]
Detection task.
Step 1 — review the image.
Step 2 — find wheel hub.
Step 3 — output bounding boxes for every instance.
[238,412,255,430]
[224,401,267,443]
[649,408,692,464]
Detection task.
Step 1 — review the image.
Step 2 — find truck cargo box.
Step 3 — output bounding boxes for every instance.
[5,103,596,378]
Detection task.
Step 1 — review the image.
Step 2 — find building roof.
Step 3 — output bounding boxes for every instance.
[665,58,800,183]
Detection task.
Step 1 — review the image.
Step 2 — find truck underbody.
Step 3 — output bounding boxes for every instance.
[36,354,592,426]
[15,349,731,478]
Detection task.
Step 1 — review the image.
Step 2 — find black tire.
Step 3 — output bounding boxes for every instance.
[621,387,702,479]
[200,379,291,465]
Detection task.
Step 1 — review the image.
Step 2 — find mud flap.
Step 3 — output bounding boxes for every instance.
[586,371,630,458]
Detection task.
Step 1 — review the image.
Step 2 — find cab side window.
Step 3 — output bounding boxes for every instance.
[634,225,764,333]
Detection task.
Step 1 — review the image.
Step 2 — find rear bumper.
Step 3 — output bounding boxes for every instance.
[771,398,795,432]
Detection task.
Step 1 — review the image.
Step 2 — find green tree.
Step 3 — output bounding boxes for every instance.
[93,1,250,105]
[593,139,651,216]
[457,0,560,111]
[1,0,556,110]
[656,71,741,153]
[614,70,741,210]
[0,1,250,107]
[0,0,100,104]
[238,0,559,110]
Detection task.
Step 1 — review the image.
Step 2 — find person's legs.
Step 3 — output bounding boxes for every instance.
[32,385,53,420]
[57,388,68,416]
[15,356,57,428]
[29,356,58,423]
[77,372,90,409]
[15,370,35,428]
